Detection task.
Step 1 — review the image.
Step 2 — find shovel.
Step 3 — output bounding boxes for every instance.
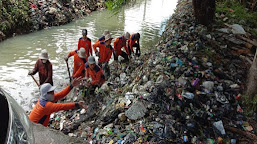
[31,75,40,88]
[65,60,72,84]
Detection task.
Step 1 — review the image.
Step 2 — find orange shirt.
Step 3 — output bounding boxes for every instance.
[92,41,113,63]
[85,63,105,86]
[29,85,76,127]
[68,50,86,78]
[93,36,105,52]
[128,33,140,53]
[77,37,92,59]
[113,36,128,56]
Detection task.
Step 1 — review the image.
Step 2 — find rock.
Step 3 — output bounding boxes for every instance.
[125,101,147,120]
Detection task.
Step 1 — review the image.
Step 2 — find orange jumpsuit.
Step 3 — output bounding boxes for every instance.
[68,50,86,78]
[128,33,140,55]
[93,36,105,53]
[29,85,78,127]
[85,63,105,86]
[77,37,92,59]
[114,36,129,56]
[92,41,113,63]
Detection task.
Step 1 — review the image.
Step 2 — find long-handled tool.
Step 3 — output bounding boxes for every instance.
[66,60,72,84]
[31,75,40,87]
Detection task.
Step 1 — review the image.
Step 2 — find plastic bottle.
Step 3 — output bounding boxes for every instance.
[106,128,113,134]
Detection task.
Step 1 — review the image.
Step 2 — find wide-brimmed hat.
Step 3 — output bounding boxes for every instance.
[82,29,87,35]
[39,49,49,60]
[52,0,57,4]
[124,32,130,39]
[40,83,56,101]
[103,30,110,36]
[88,56,96,64]
[105,34,113,41]
[78,48,87,58]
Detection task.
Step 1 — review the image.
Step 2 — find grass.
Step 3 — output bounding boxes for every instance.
[241,94,257,116]
[216,1,257,38]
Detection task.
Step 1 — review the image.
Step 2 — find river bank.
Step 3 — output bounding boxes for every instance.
[0,0,105,42]
[42,0,257,143]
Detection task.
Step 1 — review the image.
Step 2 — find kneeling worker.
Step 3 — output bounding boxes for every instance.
[113,32,130,62]
[29,77,87,127]
[85,56,105,88]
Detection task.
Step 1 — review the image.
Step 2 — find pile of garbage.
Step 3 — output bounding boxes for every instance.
[47,0,257,143]
[29,0,105,30]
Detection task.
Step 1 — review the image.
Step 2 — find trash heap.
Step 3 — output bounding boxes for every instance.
[48,0,257,143]
[29,0,105,30]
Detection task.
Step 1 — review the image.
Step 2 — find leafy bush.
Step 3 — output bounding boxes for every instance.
[0,0,33,36]
[105,0,128,11]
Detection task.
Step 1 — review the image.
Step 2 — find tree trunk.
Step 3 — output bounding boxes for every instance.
[246,49,257,99]
[192,0,216,27]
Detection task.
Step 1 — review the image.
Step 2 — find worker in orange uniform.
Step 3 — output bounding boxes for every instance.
[93,30,110,56]
[92,34,113,78]
[64,48,87,78]
[85,56,105,88]
[128,33,141,57]
[77,29,92,60]
[113,32,130,62]
[29,77,87,127]
[28,49,53,85]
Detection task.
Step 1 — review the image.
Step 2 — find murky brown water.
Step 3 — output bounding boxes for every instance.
[0,0,177,111]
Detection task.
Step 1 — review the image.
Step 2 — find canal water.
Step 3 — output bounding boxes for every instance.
[0,0,177,111]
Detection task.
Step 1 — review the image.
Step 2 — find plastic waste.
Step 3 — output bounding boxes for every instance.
[125,101,147,120]
[215,91,229,104]
[231,24,246,35]
[182,92,194,99]
[213,120,226,135]
[170,57,183,67]
[191,78,199,86]
[202,81,214,91]
[231,139,236,144]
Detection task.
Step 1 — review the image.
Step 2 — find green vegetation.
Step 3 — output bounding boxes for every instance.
[105,0,127,11]
[0,0,33,37]
[105,0,130,14]
[216,0,257,37]
[242,94,257,116]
